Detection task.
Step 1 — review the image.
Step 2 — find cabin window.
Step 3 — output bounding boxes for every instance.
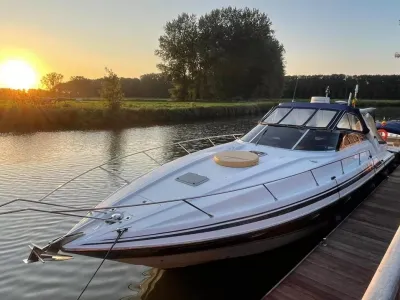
[294,130,340,151]
[263,108,291,123]
[256,126,306,149]
[280,109,315,126]
[337,114,351,129]
[347,114,363,132]
[339,133,365,150]
[337,113,364,132]
[305,110,337,127]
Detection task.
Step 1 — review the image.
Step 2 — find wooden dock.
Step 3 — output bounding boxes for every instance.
[263,166,400,300]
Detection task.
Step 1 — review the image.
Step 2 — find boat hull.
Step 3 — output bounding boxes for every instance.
[114,224,322,268]
[63,188,361,268]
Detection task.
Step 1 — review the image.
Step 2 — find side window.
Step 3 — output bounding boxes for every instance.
[348,114,363,132]
[339,133,365,150]
[337,113,363,132]
[337,114,351,129]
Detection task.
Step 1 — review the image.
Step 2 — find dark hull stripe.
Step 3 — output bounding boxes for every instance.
[67,197,348,259]
[375,160,383,169]
[82,165,375,247]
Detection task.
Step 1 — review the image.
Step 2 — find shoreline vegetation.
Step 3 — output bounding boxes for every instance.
[1,98,400,133]
[0,99,276,133]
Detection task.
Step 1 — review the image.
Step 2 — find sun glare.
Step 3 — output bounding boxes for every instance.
[0,59,38,90]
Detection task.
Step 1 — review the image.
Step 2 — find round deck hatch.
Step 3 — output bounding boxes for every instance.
[213,151,259,168]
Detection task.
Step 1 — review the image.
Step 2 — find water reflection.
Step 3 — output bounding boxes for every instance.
[135,234,325,300]
[108,129,125,162]
[105,129,125,186]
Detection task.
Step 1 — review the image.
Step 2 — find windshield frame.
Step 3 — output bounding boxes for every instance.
[245,124,341,151]
[260,107,340,129]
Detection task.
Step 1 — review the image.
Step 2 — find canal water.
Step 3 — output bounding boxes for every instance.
[0,110,396,300]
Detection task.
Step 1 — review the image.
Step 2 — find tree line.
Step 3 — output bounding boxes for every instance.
[284,75,400,100]
[1,73,400,102]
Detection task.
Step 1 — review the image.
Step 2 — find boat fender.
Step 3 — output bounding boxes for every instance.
[377,129,388,141]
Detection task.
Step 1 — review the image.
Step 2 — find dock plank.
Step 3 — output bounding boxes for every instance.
[316,243,379,270]
[339,218,395,243]
[263,165,400,300]
[305,250,373,284]
[320,239,383,265]
[289,273,351,300]
[295,259,364,298]
[277,282,322,300]
[332,229,389,256]
[350,209,399,231]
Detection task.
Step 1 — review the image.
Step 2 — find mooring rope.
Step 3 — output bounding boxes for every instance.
[76,227,128,300]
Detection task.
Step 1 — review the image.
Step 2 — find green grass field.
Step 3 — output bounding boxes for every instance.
[0,98,279,109]
[1,98,400,133]
[2,98,400,110]
[0,99,277,132]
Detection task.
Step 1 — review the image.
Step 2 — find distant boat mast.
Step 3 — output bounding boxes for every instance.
[395,20,399,58]
[292,77,299,102]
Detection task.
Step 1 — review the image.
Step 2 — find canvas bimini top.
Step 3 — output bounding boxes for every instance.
[262,102,369,134]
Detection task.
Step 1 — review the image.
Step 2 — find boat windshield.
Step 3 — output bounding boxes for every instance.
[241,125,340,151]
[262,107,338,128]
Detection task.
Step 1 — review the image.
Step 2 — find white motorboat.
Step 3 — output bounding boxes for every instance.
[20,96,398,269]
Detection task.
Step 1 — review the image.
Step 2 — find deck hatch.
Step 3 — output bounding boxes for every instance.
[175,172,209,186]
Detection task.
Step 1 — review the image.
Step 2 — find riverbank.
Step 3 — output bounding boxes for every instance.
[0,100,279,133]
[1,99,400,133]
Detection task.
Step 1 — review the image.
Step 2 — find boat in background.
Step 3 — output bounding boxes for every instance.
[376,119,400,147]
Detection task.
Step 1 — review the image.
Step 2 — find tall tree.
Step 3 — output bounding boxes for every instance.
[197,7,285,100]
[100,68,124,111]
[156,7,285,101]
[40,72,64,94]
[156,13,199,100]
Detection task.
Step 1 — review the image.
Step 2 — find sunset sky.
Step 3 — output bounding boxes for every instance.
[0,0,399,88]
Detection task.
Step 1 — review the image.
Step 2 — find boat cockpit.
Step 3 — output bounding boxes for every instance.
[241,102,374,152]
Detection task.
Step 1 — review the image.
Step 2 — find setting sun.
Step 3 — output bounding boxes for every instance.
[0,59,38,90]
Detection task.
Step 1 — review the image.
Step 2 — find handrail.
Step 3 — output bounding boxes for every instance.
[362,225,400,300]
[0,149,382,220]
[0,134,242,219]
[31,133,242,203]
